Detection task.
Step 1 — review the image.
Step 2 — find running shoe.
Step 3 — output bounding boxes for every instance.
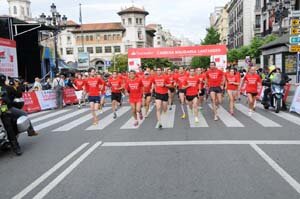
[181,114,186,119]
[78,104,81,109]
[113,112,117,119]
[169,106,172,111]
[214,115,219,121]
[199,106,203,110]
[195,117,199,123]
[248,110,253,117]
[134,121,139,127]
[158,123,163,129]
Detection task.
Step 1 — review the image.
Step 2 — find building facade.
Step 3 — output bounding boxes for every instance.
[227,0,256,49]
[7,0,32,21]
[214,5,229,45]
[56,6,156,70]
[210,7,224,27]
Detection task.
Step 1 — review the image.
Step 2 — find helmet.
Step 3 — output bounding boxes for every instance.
[17,116,30,133]
[0,74,6,84]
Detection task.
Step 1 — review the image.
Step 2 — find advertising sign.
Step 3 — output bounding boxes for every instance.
[78,52,90,70]
[128,58,141,71]
[128,45,227,59]
[35,90,57,110]
[0,37,18,77]
[22,92,41,113]
[290,86,300,114]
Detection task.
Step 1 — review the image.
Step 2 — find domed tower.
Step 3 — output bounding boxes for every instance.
[7,0,32,21]
[118,6,149,49]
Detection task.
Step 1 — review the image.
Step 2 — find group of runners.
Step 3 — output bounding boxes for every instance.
[72,62,262,128]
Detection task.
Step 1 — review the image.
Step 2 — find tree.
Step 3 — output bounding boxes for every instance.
[141,58,173,69]
[227,49,239,63]
[201,27,221,45]
[111,54,128,72]
[191,57,210,68]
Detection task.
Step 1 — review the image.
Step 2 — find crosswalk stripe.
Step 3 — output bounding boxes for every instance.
[29,111,51,118]
[31,109,71,123]
[156,105,176,129]
[187,106,209,128]
[86,106,131,131]
[52,107,112,132]
[34,109,90,131]
[235,104,282,127]
[209,104,244,127]
[256,104,300,126]
[120,106,154,129]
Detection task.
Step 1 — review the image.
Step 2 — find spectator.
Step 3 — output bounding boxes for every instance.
[52,73,65,109]
[32,77,42,91]
[42,77,52,90]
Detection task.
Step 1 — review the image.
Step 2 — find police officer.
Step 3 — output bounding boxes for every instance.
[0,74,22,156]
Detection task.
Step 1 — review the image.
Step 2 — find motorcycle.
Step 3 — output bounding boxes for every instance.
[262,73,290,113]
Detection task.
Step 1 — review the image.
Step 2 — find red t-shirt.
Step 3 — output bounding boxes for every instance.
[153,75,170,94]
[73,79,84,91]
[125,78,143,100]
[176,73,187,89]
[186,76,200,96]
[197,73,206,89]
[226,73,241,91]
[142,77,153,94]
[166,74,176,88]
[84,77,104,96]
[108,78,123,93]
[206,69,224,87]
[244,73,262,93]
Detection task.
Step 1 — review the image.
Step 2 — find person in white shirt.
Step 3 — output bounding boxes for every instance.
[32,77,42,91]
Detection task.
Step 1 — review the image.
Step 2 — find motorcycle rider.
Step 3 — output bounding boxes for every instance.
[262,66,289,110]
[0,74,22,155]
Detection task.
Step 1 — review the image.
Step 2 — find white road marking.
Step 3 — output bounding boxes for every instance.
[34,109,89,131]
[120,106,154,129]
[102,140,300,147]
[32,141,103,199]
[257,104,300,126]
[251,144,300,194]
[155,105,176,129]
[235,104,282,127]
[12,143,89,199]
[187,105,209,128]
[53,107,111,132]
[86,106,131,130]
[31,109,71,123]
[28,111,51,118]
[209,104,244,127]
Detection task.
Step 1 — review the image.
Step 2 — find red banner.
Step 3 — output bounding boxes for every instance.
[0,37,16,48]
[284,84,291,102]
[128,45,227,59]
[22,92,41,113]
[63,88,78,105]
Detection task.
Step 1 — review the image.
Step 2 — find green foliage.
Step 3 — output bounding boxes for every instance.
[201,27,221,45]
[141,58,173,69]
[110,54,128,72]
[191,57,210,69]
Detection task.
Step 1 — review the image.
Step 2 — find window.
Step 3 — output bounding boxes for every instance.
[255,15,261,28]
[136,18,139,24]
[13,6,17,14]
[113,34,116,40]
[90,35,93,41]
[139,18,143,25]
[128,18,132,25]
[27,7,30,16]
[86,35,89,41]
[157,41,161,45]
[125,45,133,52]
[67,36,71,45]
[114,46,121,53]
[104,35,108,40]
[122,19,125,25]
[96,47,102,54]
[60,48,63,55]
[87,47,94,54]
[108,35,112,40]
[157,36,161,40]
[66,48,73,55]
[21,6,25,16]
[78,47,84,53]
[138,31,143,40]
[105,46,112,53]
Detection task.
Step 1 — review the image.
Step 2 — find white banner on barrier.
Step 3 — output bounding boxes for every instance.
[75,91,83,100]
[290,86,300,114]
[35,90,57,110]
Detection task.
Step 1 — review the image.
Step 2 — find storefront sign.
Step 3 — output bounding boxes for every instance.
[0,38,18,77]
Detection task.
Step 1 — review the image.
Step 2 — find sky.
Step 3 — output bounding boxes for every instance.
[0,0,229,43]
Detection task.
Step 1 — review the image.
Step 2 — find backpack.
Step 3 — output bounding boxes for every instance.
[55,79,63,91]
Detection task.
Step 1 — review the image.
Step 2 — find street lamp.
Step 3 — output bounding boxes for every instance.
[266,0,295,36]
[39,3,67,75]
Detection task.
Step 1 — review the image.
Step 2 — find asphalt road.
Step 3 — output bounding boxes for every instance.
[1,97,300,199]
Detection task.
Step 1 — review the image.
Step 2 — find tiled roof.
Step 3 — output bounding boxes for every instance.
[118,6,149,16]
[72,22,125,33]
[146,24,157,30]
[66,20,78,26]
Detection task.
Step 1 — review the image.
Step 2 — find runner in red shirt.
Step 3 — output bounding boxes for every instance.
[108,71,123,119]
[241,66,262,116]
[175,67,188,119]
[125,70,144,126]
[183,68,201,123]
[167,69,176,110]
[225,68,241,115]
[141,71,153,118]
[152,67,171,129]
[84,68,104,125]
[73,73,85,109]
[196,68,206,110]
[206,62,225,121]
